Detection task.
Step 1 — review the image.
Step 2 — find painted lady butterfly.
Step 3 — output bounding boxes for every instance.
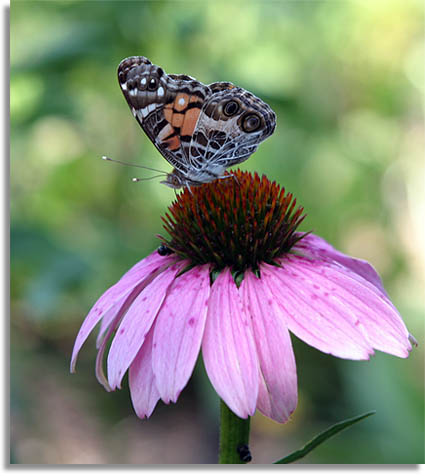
[118,56,276,189]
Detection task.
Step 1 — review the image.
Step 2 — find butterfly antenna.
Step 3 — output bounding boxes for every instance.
[132,174,168,183]
[101,156,169,175]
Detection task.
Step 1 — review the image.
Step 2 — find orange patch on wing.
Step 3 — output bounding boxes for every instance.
[171,113,185,128]
[164,105,173,123]
[174,93,190,112]
[164,134,181,151]
[181,107,201,136]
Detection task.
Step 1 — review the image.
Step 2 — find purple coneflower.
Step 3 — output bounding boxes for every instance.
[71,170,414,423]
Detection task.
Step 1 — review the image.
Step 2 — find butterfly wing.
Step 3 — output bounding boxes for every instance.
[117,57,276,187]
[187,83,276,182]
[117,56,210,179]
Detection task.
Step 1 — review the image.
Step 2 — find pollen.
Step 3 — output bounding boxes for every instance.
[158,170,306,272]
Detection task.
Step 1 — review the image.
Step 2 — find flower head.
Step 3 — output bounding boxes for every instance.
[159,171,305,272]
[71,170,414,423]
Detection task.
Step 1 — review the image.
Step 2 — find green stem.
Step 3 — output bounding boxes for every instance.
[218,400,251,464]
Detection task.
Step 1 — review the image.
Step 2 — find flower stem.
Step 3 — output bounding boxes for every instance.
[218,400,251,464]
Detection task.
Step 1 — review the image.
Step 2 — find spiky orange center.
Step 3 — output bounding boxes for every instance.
[158,170,306,273]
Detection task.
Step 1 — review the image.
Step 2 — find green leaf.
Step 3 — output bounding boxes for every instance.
[274,410,376,464]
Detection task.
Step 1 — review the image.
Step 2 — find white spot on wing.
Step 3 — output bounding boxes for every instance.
[141,78,147,85]
[131,107,137,117]
[147,103,156,113]
[141,106,149,117]
[121,83,127,91]
[178,97,186,106]
[129,89,138,96]
[157,86,164,97]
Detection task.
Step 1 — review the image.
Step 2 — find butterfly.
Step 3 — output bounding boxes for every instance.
[117,56,276,189]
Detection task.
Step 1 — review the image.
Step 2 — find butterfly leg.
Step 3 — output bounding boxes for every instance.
[224,173,240,186]
[216,173,240,187]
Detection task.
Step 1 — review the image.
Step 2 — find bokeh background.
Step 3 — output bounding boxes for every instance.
[10,0,424,464]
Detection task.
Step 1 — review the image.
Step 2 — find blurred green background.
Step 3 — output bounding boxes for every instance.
[10,0,424,464]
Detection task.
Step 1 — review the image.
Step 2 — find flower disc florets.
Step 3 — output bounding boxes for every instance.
[159,170,306,272]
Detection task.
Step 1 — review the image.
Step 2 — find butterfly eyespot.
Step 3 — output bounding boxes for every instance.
[223,100,239,117]
[242,114,261,132]
[127,79,136,90]
[148,77,158,91]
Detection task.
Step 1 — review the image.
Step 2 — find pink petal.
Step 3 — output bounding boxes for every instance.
[240,271,297,423]
[107,262,184,390]
[129,325,160,419]
[96,301,123,349]
[95,275,169,390]
[117,251,177,289]
[294,233,388,296]
[152,265,210,403]
[284,255,411,358]
[202,269,259,419]
[261,260,374,359]
[70,251,174,372]
[95,284,150,390]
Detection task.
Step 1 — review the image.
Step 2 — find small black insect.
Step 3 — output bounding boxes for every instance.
[237,444,252,463]
[157,244,174,256]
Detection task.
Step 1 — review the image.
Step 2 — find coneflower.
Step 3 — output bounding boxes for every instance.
[71,170,414,426]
